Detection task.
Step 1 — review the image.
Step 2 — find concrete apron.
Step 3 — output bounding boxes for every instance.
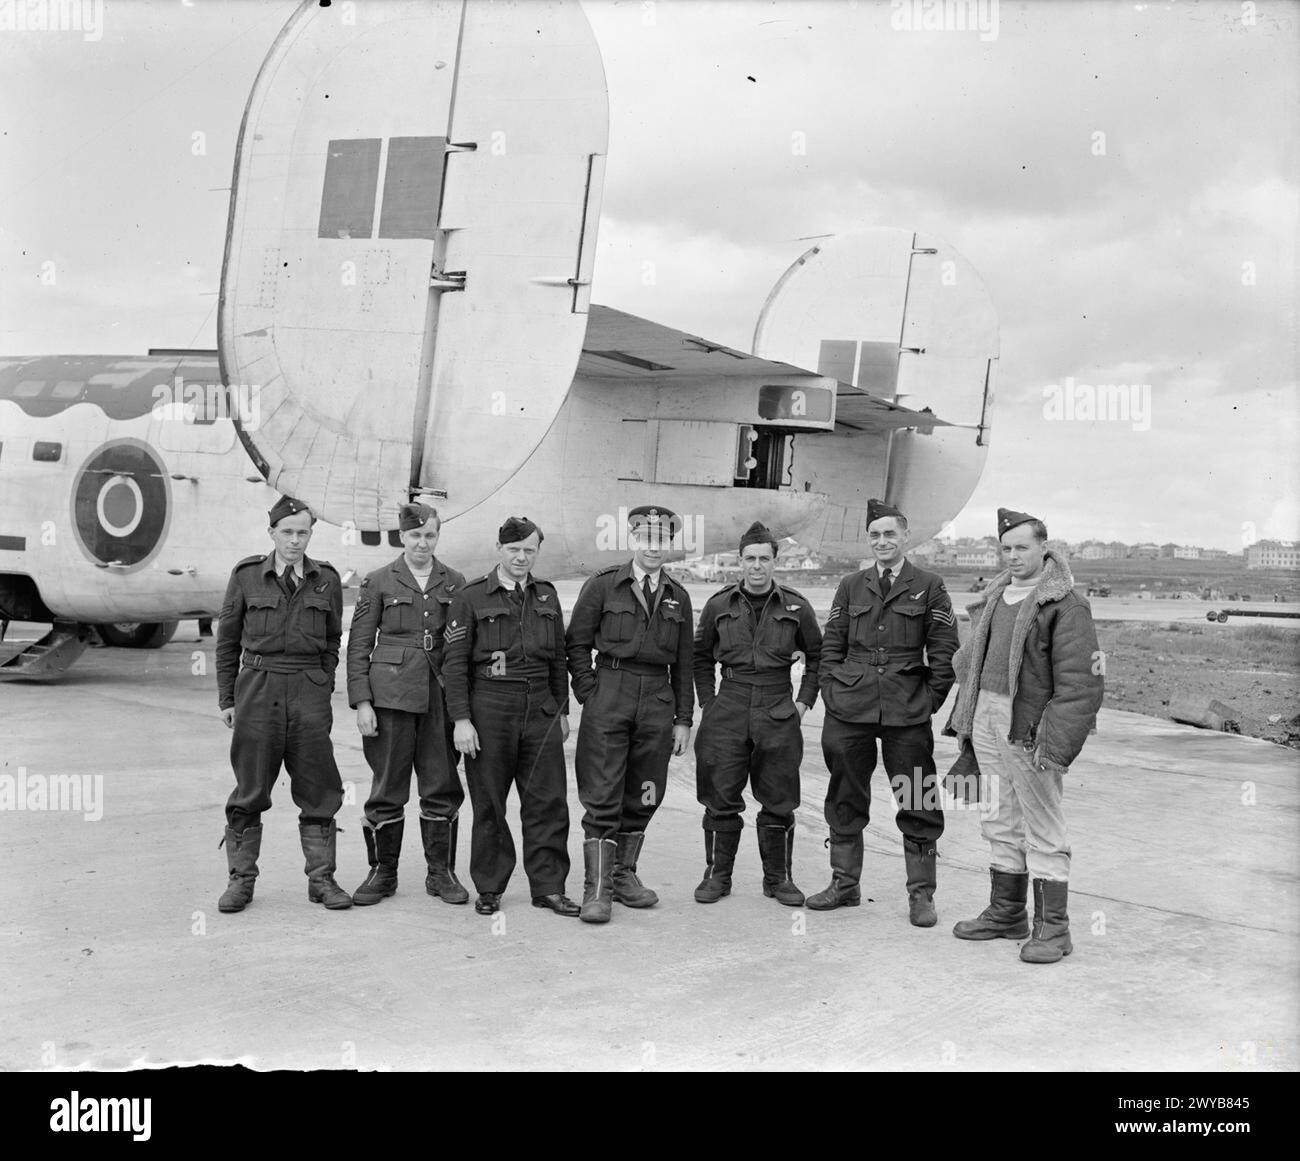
[0,628,1295,1071]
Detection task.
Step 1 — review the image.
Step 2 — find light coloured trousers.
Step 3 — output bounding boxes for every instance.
[969,690,1071,881]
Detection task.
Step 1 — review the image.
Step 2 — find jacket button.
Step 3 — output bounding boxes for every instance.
[878,625,885,631]
[877,667,885,674]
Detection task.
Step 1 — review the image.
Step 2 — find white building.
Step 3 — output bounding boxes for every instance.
[955,546,999,569]
[1246,541,1300,570]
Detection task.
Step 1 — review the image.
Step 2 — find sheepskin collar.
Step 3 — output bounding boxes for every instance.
[978,548,1075,610]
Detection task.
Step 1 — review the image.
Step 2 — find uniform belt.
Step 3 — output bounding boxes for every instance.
[241,651,324,673]
[846,647,924,665]
[474,665,550,684]
[378,632,440,653]
[720,667,794,687]
[596,654,669,678]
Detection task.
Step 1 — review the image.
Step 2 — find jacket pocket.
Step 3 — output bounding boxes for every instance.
[380,593,416,633]
[301,592,330,640]
[892,601,926,645]
[654,601,684,651]
[846,603,872,647]
[823,663,863,717]
[599,599,638,646]
[534,603,561,653]
[475,604,513,652]
[768,608,799,653]
[245,593,281,636]
[827,663,863,687]
[370,643,407,667]
[715,607,744,652]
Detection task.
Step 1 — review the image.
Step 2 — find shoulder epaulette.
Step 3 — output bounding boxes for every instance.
[594,564,621,577]
[234,555,264,570]
[315,559,340,576]
[779,584,808,602]
[467,574,492,588]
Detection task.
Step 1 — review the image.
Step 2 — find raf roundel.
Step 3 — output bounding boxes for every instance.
[70,439,171,571]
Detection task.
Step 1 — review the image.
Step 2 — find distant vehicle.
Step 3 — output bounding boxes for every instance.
[1086,585,1111,598]
[1208,608,1300,623]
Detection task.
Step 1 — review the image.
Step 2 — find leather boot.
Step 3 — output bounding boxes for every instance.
[800,826,863,910]
[419,815,469,904]
[580,837,616,924]
[952,868,1030,940]
[903,837,937,927]
[805,832,863,910]
[757,823,805,906]
[299,820,353,909]
[218,824,261,913]
[693,827,741,903]
[612,831,658,908]
[352,818,402,905]
[1020,878,1073,963]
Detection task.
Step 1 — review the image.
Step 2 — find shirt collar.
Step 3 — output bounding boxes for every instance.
[268,552,308,579]
[491,565,532,592]
[877,556,907,578]
[631,560,662,588]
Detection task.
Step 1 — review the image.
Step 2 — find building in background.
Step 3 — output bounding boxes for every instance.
[1246,541,1300,570]
[955,539,1000,569]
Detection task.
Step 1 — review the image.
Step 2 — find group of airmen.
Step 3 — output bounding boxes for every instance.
[214,494,1103,965]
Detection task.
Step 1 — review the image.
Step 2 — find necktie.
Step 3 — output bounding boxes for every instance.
[642,576,654,613]
[283,568,297,597]
[879,568,892,598]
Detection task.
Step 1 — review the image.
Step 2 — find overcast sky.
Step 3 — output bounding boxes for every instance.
[1,0,1295,550]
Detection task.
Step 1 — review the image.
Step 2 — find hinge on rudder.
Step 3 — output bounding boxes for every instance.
[430,268,466,291]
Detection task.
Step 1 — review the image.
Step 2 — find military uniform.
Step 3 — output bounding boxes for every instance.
[565,558,693,920]
[694,581,821,827]
[215,540,352,911]
[567,561,694,837]
[819,557,958,834]
[442,568,572,902]
[692,578,823,905]
[346,552,469,905]
[347,555,467,822]
[809,556,959,917]
[216,550,345,828]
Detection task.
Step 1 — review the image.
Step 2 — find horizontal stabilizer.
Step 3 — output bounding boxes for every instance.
[580,305,948,432]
